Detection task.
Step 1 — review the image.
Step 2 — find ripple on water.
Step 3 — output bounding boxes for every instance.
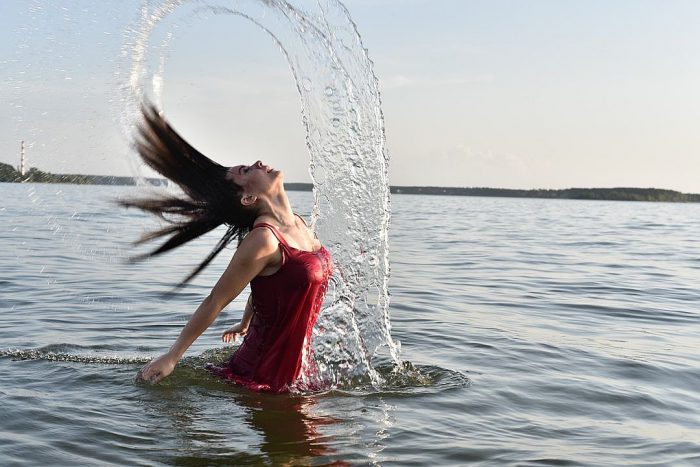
[1,346,469,398]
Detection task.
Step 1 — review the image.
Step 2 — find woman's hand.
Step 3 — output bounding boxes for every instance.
[222,322,248,343]
[136,352,177,384]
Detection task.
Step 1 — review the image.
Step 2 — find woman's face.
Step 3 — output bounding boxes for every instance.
[226,160,282,195]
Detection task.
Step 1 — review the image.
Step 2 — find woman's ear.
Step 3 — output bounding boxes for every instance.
[241,194,257,206]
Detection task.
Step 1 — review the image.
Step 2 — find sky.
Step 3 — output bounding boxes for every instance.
[1,0,699,192]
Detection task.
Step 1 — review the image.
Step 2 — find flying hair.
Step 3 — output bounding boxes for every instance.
[119,103,257,288]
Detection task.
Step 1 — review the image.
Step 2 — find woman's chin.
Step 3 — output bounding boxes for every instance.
[269,170,284,189]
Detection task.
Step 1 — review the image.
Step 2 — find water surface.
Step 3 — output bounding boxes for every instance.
[1,183,699,465]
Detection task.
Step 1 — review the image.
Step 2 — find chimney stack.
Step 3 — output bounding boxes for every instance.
[20,140,26,176]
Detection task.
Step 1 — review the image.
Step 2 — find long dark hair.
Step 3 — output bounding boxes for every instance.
[120,104,257,286]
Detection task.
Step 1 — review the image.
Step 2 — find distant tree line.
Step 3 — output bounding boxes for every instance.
[0,162,165,186]
[389,186,700,202]
[2,162,698,202]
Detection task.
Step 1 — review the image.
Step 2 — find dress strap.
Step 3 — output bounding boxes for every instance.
[294,213,308,226]
[253,222,289,247]
[294,213,318,239]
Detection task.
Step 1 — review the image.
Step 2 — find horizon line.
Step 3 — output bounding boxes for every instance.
[1,163,698,195]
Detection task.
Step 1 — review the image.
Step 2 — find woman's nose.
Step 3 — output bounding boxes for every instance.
[254,160,263,168]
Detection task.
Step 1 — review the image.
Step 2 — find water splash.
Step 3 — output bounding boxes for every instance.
[121,0,400,386]
[1,346,468,396]
[0,346,151,365]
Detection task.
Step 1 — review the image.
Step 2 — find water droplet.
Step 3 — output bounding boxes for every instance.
[301,77,312,92]
[314,165,327,184]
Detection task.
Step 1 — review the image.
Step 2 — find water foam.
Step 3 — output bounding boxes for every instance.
[120,0,400,386]
[0,347,151,365]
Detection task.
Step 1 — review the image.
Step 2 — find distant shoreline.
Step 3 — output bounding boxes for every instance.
[0,163,167,187]
[1,163,698,202]
[287,183,700,203]
[388,185,700,203]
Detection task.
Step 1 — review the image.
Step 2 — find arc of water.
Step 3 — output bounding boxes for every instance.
[120,0,400,387]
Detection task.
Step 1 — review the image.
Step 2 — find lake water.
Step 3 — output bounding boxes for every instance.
[1,182,699,465]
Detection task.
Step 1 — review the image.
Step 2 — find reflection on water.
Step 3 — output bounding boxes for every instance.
[131,356,456,464]
[1,337,462,464]
[365,397,396,466]
[140,374,353,465]
[234,393,343,464]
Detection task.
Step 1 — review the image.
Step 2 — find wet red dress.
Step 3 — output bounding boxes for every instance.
[208,222,333,392]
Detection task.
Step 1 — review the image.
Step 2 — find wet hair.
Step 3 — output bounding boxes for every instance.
[120,104,257,287]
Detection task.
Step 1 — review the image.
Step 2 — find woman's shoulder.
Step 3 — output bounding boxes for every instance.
[240,225,280,254]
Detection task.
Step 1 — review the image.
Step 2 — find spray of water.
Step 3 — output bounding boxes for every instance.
[120,0,400,387]
[0,347,151,365]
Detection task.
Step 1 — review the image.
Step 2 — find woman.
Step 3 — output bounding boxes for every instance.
[125,105,333,392]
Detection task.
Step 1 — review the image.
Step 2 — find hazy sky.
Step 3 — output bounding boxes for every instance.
[1,0,699,192]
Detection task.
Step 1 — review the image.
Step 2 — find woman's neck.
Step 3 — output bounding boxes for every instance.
[257,189,295,227]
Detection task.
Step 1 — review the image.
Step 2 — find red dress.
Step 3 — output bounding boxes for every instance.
[208,222,333,392]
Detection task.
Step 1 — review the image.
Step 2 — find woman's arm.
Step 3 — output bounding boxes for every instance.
[136,228,280,383]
